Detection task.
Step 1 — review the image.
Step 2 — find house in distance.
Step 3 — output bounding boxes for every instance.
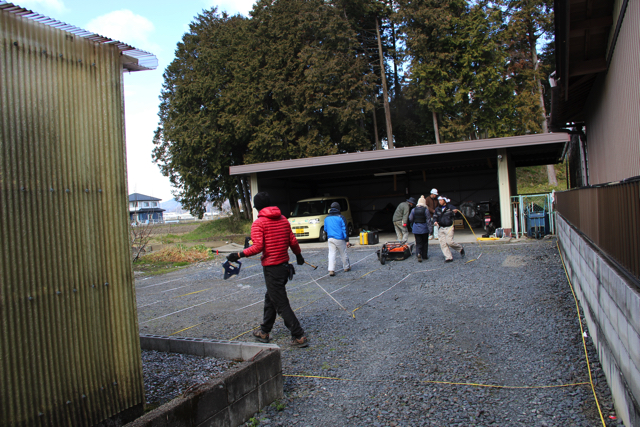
[129,193,165,224]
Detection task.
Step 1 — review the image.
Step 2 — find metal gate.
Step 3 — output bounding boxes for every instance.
[511,193,555,239]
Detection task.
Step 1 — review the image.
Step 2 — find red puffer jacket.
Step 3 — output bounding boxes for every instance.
[242,206,301,266]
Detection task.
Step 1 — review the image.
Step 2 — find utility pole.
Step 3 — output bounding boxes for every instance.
[376,18,394,149]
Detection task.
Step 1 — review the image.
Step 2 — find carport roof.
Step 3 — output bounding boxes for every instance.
[229,133,570,177]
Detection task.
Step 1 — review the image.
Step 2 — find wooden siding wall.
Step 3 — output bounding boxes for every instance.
[0,10,143,427]
[585,0,640,184]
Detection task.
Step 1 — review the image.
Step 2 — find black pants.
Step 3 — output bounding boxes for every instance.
[261,263,305,339]
[414,233,429,259]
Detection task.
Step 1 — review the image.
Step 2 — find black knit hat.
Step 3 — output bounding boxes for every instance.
[331,202,341,210]
[253,192,271,211]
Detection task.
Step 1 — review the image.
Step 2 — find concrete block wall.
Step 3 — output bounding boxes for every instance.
[128,336,283,427]
[557,215,640,427]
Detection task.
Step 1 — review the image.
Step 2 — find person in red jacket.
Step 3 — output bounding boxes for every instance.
[227,192,308,348]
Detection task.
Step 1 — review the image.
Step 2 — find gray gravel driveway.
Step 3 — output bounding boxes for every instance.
[135,238,621,427]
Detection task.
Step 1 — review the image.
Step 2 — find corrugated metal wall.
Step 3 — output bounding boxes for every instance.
[555,178,640,281]
[1,9,144,427]
[585,0,640,185]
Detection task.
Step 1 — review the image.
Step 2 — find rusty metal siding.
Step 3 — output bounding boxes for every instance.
[585,0,640,185]
[1,9,143,427]
[555,179,640,281]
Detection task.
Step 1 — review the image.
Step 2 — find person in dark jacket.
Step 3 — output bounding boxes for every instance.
[324,202,351,276]
[392,197,417,243]
[425,188,439,240]
[433,196,465,263]
[409,195,433,262]
[227,192,308,348]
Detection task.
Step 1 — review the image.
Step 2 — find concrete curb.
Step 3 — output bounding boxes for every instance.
[128,335,283,427]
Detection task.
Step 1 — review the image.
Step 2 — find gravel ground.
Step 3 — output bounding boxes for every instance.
[135,238,622,427]
[141,350,236,408]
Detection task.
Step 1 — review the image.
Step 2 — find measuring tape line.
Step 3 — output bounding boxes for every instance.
[557,240,606,427]
[284,374,590,390]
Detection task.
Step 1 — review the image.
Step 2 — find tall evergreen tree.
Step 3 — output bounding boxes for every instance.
[153,2,377,216]
[397,0,516,143]
[239,0,376,162]
[329,0,394,149]
[153,10,251,217]
[502,0,556,182]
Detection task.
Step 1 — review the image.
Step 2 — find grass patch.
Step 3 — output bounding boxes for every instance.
[516,163,567,194]
[271,400,286,411]
[133,244,214,275]
[145,244,211,263]
[179,217,252,241]
[151,217,252,245]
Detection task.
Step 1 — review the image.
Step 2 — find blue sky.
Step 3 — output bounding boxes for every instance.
[12,0,257,201]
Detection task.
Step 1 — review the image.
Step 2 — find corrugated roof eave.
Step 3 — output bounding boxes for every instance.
[229,133,570,176]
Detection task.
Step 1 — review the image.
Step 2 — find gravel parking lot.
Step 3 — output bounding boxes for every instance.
[136,238,621,427]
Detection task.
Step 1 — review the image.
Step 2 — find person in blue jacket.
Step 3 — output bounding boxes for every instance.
[324,202,351,276]
[409,196,433,262]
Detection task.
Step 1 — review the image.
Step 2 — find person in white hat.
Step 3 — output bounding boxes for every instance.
[426,188,439,240]
[433,196,465,262]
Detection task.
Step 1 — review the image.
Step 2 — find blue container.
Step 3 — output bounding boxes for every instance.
[526,212,549,237]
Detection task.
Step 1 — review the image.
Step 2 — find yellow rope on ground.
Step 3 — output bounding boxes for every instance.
[556,240,606,427]
[173,288,212,298]
[229,325,261,341]
[458,212,483,263]
[284,374,590,389]
[169,323,203,336]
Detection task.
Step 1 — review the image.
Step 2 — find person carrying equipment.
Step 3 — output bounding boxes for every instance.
[409,196,433,262]
[392,197,417,243]
[324,202,351,276]
[433,196,465,263]
[226,192,309,348]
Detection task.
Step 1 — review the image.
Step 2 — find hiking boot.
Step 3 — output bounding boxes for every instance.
[291,336,309,348]
[445,259,453,263]
[417,254,422,262]
[460,247,465,258]
[329,271,335,276]
[252,329,270,343]
[344,267,351,272]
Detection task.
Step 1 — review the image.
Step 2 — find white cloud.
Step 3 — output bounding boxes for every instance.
[14,0,66,14]
[85,10,159,54]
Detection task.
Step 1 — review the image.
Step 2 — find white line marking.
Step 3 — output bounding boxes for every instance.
[138,277,183,289]
[139,289,245,324]
[138,300,162,308]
